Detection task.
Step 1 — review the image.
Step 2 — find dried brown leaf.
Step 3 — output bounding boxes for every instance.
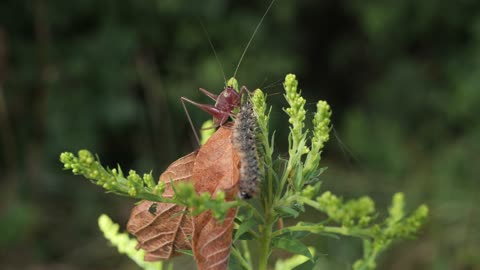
[193,126,240,199]
[127,152,197,261]
[192,126,240,270]
[192,208,237,270]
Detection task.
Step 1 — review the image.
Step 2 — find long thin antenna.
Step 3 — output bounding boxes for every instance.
[233,0,276,79]
[199,19,228,87]
[332,127,362,168]
[263,77,284,90]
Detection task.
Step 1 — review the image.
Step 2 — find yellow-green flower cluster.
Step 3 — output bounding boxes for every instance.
[387,193,405,225]
[283,74,308,155]
[352,193,428,270]
[172,182,234,220]
[60,150,237,220]
[98,214,164,270]
[127,169,156,197]
[303,100,332,179]
[315,191,375,227]
[383,193,428,239]
[60,150,116,189]
[311,101,331,154]
[251,89,269,140]
[60,150,162,200]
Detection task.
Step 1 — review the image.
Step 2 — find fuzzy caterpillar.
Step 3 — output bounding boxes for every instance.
[232,101,261,199]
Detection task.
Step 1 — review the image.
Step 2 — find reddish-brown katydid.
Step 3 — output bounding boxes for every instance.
[180,0,275,146]
[180,85,248,145]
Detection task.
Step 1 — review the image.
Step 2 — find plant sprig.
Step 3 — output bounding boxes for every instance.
[60,151,237,220]
[246,73,428,270]
[60,73,428,270]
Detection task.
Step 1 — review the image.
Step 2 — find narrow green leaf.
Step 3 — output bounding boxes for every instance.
[289,231,311,239]
[228,251,247,270]
[275,205,300,218]
[274,247,316,270]
[292,260,315,270]
[234,219,257,241]
[293,163,304,191]
[272,237,313,261]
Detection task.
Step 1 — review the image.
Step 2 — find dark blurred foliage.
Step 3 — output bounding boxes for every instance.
[0,0,479,269]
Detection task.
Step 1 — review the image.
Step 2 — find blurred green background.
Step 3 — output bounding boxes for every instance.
[1,0,479,269]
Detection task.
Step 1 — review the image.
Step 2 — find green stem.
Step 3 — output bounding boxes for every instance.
[323,226,372,238]
[356,241,385,270]
[231,245,252,270]
[271,224,322,238]
[241,201,265,223]
[247,228,260,240]
[258,211,274,270]
[257,116,276,270]
[241,240,253,268]
[266,150,274,206]
[261,128,274,211]
[295,196,322,210]
[272,223,372,239]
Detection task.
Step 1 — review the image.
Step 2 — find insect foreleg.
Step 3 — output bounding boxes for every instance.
[181,96,228,146]
[238,85,252,103]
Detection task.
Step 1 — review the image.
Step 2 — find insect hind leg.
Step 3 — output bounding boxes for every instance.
[181,97,201,147]
[181,96,229,146]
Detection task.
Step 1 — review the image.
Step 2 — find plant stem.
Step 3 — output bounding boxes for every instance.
[241,240,253,268]
[258,210,274,270]
[257,111,276,270]
[231,245,252,270]
[242,201,265,224]
[271,222,372,239]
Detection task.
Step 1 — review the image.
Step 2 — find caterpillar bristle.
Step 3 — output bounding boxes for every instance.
[232,101,260,199]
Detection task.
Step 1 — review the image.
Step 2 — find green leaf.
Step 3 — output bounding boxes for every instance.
[275,230,311,240]
[228,251,247,270]
[293,159,305,190]
[272,237,313,261]
[275,205,300,218]
[274,247,316,270]
[317,166,328,176]
[292,260,316,270]
[289,231,311,239]
[304,167,327,186]
[234,219,257,241]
